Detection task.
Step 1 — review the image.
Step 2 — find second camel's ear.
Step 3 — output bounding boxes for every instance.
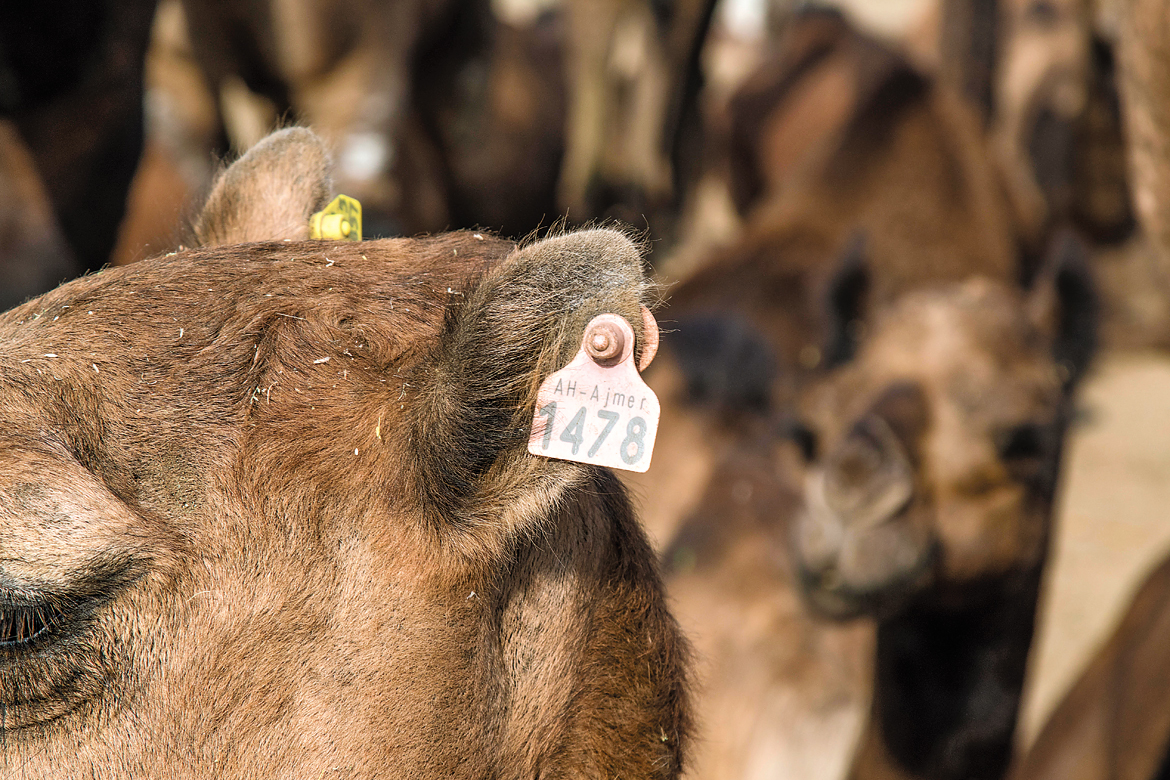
[1027,229,1098,391]
[194,127,334,246]
[821,231,870,369]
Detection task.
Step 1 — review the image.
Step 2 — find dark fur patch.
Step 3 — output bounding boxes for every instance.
[1156,736,1170,780]
[874,576,1042,780]
[1027,107,1076,220]
[1045,230,1098,390]
[1071,37,1136,243]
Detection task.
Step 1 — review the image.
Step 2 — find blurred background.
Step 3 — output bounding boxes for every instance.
[3,0,1170,774]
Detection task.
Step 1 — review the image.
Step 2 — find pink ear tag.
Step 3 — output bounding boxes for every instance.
[528,311,660,473]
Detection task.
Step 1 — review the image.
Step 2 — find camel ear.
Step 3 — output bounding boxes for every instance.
[821,231,870,369]
[408,228,653,523]
[194,128,334,246]
[1028,229,1098,390]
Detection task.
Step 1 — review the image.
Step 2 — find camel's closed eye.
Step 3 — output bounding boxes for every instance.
[0,556,142,727]
[0,599,66,648]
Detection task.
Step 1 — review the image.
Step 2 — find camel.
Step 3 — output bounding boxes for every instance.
[994,0,1133,244]
[996,5,1170,775]
[627,230,1095,779]
[626,43,1097,765]
[0,128,690,777]
[658,19,1028,421]
[790,237,1096,780]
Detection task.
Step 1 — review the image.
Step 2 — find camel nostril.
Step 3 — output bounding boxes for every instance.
[789,423,818,462]
[821,415,916,526]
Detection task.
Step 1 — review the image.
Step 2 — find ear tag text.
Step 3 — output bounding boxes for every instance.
[309,194,362,241]
[529,311,660,473]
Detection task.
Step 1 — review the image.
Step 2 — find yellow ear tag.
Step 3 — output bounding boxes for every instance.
[309,194,362,241]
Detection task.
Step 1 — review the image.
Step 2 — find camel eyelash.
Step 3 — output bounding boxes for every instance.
[0,591,77,650]
[0,602,68,647]
[0,559,141,655]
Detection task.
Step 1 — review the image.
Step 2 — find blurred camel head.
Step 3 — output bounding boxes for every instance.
[790,235,1096,618]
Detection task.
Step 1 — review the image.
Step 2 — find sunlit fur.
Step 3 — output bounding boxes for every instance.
[0,129,689,778]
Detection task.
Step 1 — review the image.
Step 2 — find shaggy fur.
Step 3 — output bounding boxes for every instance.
[0,130,689,778]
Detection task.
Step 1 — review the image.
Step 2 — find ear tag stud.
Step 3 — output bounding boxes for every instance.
[529,309,660,473]
[309,194,362,241]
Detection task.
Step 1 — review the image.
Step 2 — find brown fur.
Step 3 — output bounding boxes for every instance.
[937,0,1000,122]
[726,9,919,216]
[193,127,333,245]
[0,130,689,777]
[995,0,1133,243]
[1010,553,1170,780]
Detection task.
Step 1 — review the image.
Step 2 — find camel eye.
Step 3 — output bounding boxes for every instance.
[996,424,1051,484]
[783,420,818,462]
[0,601,66,648]
[997,424,1046,462]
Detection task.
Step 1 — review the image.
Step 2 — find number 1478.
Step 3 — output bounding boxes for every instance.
[536,402,648,466]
